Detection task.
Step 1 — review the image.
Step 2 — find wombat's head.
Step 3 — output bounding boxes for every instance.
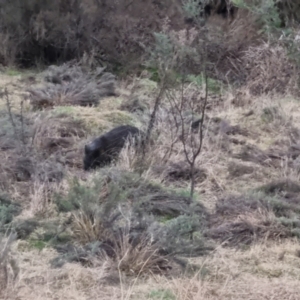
[83,140,103,171]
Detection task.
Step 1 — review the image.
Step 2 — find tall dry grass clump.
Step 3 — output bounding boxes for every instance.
[243,43,300,96]
[28,64,117,109]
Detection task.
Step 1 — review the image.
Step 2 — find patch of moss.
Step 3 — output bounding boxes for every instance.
[186,74,224,94]
[137,78,158,93]
[52,106,76,115]
[29,240,47,251]
[82,119,110,136]
[171,187,202,202]
[261,106,279,123]
[147,289,175,300]
[5,68,22,76]
[159,215,174,223]
[103,111,136,126]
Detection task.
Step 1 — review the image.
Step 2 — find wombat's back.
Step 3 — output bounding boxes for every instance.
[102,125,140,149]
[83,125,141,170]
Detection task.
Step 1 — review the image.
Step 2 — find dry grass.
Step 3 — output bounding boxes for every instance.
[5,239,300,300]
[6,246,119,300]
[0,6,299,294]
[113,228,171,276]
[29,182,61,217]
[27,65,117,110]
[1,63,300,300]
[0,233,18,297]
[243,43,299,96]
[118,79,300,206]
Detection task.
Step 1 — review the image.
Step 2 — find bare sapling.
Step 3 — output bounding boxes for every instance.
[4,88,17,139]
[166,73,208,200]
[142,75,167,159]
[141,32,179,161]
[142,0,209,192]
[167,0,209,199]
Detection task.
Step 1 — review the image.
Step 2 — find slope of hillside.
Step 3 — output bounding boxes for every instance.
[1,61,300,299]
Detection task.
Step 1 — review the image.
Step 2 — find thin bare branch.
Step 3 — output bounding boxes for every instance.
[142,74,167,159]
[4,88,17,139]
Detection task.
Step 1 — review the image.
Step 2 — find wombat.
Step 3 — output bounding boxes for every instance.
[83,125,142,171]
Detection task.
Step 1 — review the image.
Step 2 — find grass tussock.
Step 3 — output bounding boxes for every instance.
[28,64,117,110]
[32,113,88,157]
[243,43,299,96]
[208,181,300,246]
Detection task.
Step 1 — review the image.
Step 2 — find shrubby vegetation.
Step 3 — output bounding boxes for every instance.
[1,0,300,299]
[0,0,298,83]
[50,169,212,271]
[0,0,184,70]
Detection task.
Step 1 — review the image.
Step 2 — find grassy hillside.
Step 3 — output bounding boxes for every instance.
[1,1,300,299]
[1,60,300,299]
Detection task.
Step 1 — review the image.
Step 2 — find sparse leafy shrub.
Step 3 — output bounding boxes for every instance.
[244,0,282,32]
[25,219,72,249]
[233,0,300,29]
[154,214,211,256]
[145,3,210,199]
[0,88,68,198]
[3,216,72,248]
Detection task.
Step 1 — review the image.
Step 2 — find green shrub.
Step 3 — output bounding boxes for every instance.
[52,169,212,272]
[0,193,21,227]
[232,0,282,32]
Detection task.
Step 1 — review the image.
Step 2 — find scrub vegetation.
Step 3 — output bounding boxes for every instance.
[1,0,300,299]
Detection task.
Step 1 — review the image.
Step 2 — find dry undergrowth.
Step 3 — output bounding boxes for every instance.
[1,64,300,300]
[4,240,300,300]
[243,43,300,97]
